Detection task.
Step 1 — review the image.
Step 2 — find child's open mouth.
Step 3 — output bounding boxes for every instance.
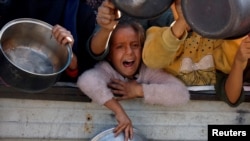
[123,60,134,67]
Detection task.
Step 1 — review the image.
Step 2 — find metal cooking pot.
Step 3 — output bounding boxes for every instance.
[0,18,72,93]
[111,0,173,19]
[181,0,250,39]
[91,127,147,141]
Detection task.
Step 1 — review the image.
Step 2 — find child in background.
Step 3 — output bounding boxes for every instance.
[142,0,250,106]
[216,34,250,107]
[77,20,190,141]
[142,0,246,86]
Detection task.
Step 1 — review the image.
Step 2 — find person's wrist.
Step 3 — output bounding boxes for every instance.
[66,53,78,78]
[234,59,248,71]
[100,27,113,34]
[136,85,143,97]
[66,67,78,78]
[171,20,187,39]
[68,54,78,70]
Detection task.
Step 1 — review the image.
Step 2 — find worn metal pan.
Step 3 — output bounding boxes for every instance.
[91,127,147,141]
[181,0,250,39]
[111,0,173,19]
[0,18,72,93]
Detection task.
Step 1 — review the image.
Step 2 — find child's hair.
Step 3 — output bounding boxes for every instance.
[109,20,146,47]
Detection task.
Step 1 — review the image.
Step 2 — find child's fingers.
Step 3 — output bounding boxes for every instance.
[61,36,74,46]
[113,125,125,137]
[52,25,74,46]
[103,0,116,9]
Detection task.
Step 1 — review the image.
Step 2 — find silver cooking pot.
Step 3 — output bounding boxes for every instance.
[182,0,250,39]
[111,0,173,19]
[0,18,72,93]
[91,127,147,141]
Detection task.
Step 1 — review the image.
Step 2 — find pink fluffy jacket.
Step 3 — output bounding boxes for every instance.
[77,61,190,106]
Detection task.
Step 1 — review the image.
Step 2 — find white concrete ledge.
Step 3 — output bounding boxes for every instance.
[0,98,249,140]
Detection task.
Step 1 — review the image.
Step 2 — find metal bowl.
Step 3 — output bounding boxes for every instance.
[0,18,72,92]
[112,0,173,19]
[182,0,250,39]
[91,128,147,141]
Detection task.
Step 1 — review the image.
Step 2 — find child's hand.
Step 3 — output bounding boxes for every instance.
[108,78,143,100]
[114,110,133,141]
[235,35,250,69]
[104,98,133,141]
[52,24,77,71]
[52,24,74,46]
[174,0,184,20]
[96,0,120,31]
[171,0,190,38]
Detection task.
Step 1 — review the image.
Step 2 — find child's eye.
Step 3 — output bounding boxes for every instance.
[131,43,140,49]
[115,45,124,49]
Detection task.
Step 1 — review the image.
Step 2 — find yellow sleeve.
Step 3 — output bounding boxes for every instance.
[142,26,187,69]
[213,36,245,73]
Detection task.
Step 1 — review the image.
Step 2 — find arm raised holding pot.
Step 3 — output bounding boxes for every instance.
[90,0,120,58]
[217,34,250,106]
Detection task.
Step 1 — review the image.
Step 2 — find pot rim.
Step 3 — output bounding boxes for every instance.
[91,127,147,141]
[111,0,173,19]
[0,18,72,76]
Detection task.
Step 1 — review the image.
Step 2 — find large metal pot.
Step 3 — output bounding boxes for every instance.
[0,18,72,93]
[91,127,147,141]
[111,0,173,19]
[181,0,250,39]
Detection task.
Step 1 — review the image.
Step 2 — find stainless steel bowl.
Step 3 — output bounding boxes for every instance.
[0,18,72,92]
[111,0,173,19]
[182,0,250,39]
[91,128,147,141]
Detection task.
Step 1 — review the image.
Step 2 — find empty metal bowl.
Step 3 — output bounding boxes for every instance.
[0,18,72,92]
[111,0,173,19]
[91,127,147,141]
